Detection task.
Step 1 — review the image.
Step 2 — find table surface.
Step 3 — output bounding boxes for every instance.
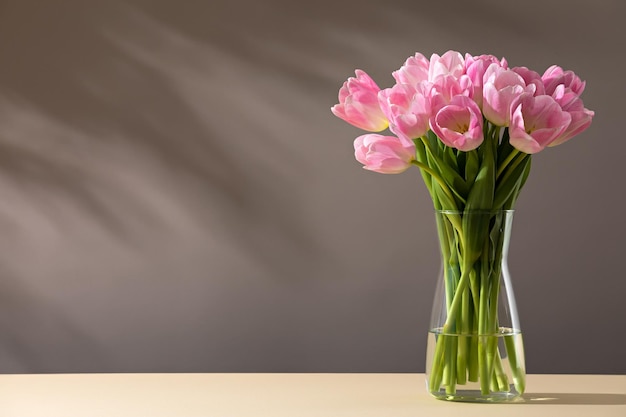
[0,373,624,417]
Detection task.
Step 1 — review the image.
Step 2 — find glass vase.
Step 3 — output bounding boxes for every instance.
[425,210,526,402]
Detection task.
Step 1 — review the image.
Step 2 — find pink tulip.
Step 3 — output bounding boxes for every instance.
[392,53,430,87]
[509,94,572,154]
[464,54,507,71]
[551,83,580,110]
[465,54,507,108]
[378,83,432,142]
[428,74,473,118]
[331,70,389,132]
[512,66,546,96]
[428,50,465,81]
[542,67,594,146]
[542,65,586,97]
[430,95,484,151]
[482,64,530,126]
[549,93,594,147]
[354,134,415,174]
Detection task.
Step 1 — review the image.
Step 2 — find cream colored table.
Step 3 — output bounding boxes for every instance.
[0,373,624,416]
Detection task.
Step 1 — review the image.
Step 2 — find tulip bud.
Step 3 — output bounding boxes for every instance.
[331,70,389,132]
[354,134,415,174]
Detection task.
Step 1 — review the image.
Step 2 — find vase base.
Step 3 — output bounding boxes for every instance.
[425,328,527,400]
[429,388,524,403]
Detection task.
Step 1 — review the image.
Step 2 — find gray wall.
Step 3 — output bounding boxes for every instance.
[0,0,624,374]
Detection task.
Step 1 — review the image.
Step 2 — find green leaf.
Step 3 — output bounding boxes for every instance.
[434,181,458,211]
[465,141,495,211]
[493,155,531,210]
[518,155,532,191]
[503,156,532,210]
[426,130,441,155]
[462,137,496,264]
[496,128,515,166]
[444,146,459,172]
[456,149,467,176]
[423,134,469,205]
[414,138,435,199]
[465,149,479,184]
[488,213,504,264]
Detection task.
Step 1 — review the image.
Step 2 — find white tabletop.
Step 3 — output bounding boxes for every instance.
[0,373,624,416]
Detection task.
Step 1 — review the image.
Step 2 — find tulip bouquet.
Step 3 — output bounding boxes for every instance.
[332,51,593,399]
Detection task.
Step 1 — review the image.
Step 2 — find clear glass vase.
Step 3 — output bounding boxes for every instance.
[425,210,526,402]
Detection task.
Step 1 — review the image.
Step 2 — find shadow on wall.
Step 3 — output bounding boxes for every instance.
[0,0,346,370]
[0,0,328,276]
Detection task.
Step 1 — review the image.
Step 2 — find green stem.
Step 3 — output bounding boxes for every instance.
[429,334,446,391]
[478,267,490,394]
[420,137,468,205]
[468,319,479,382]
[456,284,470,385]
[504,335,526,394]
[429,259,471,393]
[493,348,510,392]
[496,149,520,179]
[497,152,526,186]
[445,336,457,394]
[411,160,457,206]
[469,268,480,322]
[441,262,472,334]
